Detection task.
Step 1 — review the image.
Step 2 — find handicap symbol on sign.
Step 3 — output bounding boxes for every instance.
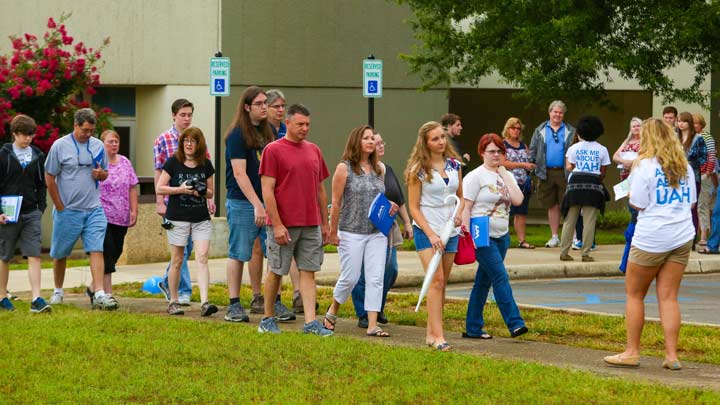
[368,80,377,94]
[214,79,225,92]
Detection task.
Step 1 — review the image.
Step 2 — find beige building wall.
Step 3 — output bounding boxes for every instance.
[0,0,220,85]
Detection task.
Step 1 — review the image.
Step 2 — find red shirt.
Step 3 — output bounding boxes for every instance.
[259,138,329,227]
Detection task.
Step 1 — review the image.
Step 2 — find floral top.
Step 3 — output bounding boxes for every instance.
[619,138,640,180]
[100,155,139,226]
[503,140,530,186]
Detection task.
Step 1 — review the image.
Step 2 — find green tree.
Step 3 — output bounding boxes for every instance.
[397,0,720,107]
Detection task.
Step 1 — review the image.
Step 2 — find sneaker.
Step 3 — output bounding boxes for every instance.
[303,319,334,337]
[250,295,265,314]
[258,316,281,334]
[30,297,51,313]
[168,301,184,315]
[7,291,18,301]
[200,302,218,317]
[357,316,369,329]
[224,302,250,322]
[178,294,191,306]
[293,294,305,313]
[572,239,582,250]
[85,287,94,307]
[157,280,171,302]
[94,294,119,311]
[378,311,389,324]
[545,235,560,248]
[275,300,296,322]
[591,243,597,251]
[49,292,64,305]
[0,297,15,311]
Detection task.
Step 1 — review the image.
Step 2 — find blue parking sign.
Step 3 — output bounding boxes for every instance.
[214,79,225,93]
[367,80,378,94]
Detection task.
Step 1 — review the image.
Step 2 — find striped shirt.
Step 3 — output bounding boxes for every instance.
[700,132,716,175]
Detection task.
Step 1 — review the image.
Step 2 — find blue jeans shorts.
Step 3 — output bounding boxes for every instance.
[51,206,107,258]
[227,199,266,262]
[413,225,459,253]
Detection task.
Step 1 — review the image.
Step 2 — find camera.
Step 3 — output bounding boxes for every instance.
[184,175,207,196]
[161,217,174,230]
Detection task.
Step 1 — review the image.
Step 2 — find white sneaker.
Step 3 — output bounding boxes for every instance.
[49,292,64,305]
[572,238,582,250]
[545,235,560,248]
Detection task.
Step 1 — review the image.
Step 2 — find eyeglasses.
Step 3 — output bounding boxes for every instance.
[269,104,286,109]
[77,127,97,136]
[183,139,197,144]
[251,101,268,107]
[485,149,504,155]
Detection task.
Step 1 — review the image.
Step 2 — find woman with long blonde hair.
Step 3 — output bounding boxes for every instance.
[604,118,695,370]
[405,121,463,351]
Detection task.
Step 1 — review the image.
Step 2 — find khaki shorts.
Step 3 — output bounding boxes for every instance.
[166,220,212,246]
[629,240,692,267]
[538,169,567,208]
[266,225,324,276]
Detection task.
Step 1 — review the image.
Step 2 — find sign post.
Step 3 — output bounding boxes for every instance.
[363,55,383,128]
[210,54,230,216]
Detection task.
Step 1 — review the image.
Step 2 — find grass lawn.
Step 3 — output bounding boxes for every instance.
[105,283,720,366]
[9,258,90,271]
[1,304,718,403]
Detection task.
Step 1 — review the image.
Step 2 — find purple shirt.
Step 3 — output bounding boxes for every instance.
[100,155,139,226]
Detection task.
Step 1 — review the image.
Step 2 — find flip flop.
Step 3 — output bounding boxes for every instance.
[366,327,390,337]
[432,342,452,352]
[697,246,719,254]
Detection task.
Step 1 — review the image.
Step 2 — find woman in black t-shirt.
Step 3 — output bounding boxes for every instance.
[156,127,216,317]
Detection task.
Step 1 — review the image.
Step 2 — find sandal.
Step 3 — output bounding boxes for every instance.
[698,240,708,246]
[366,327,390,337]
[323,309,337,331]
[697,246,719,254]
[430,341,452,352]
[518,240,535,249]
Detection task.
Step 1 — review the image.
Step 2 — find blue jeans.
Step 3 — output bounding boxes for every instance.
[707,192,720,251]
[351,247,398,318]
[465,233,525,335]
[162,238,193,297]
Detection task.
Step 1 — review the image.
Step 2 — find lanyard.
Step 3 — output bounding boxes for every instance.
[70,133,102,188]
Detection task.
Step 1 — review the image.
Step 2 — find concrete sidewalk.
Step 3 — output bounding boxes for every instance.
[7,244,720,293]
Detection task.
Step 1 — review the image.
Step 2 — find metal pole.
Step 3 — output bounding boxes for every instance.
[214,51,222,217]
[367,54,375,128]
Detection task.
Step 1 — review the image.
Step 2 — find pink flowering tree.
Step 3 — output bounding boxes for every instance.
[0,14,113,152]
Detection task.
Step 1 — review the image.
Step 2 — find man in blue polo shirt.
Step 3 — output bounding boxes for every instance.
[529,100,576,248]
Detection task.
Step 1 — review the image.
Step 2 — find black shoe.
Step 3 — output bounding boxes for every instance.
[511,326,528,338]
[462,331,492,339]
[357,316,369,329]
[377,311,388,324]
[85,287,94,307]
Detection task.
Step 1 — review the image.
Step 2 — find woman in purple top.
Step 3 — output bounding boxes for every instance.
[501,117,535,248]
[99,130,139,300]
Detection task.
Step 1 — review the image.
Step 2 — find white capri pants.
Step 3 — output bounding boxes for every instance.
[333,230,387,312]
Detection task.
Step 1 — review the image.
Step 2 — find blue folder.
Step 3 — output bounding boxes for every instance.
[368,193,397,237]
[470,216,490,248]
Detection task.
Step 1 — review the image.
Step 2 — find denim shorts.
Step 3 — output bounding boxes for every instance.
[227,199,266,262]
[413,225,459,253]
[51,206,107,258]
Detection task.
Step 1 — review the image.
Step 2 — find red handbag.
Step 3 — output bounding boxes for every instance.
[454,226,476,265]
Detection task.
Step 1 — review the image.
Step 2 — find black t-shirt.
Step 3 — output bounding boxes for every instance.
[225,126,263,201]
[384,164,405,206]
[163,156,215,222]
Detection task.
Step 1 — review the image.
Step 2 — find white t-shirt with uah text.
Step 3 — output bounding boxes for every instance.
[566,140,611,175]
[629,158,696,253]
